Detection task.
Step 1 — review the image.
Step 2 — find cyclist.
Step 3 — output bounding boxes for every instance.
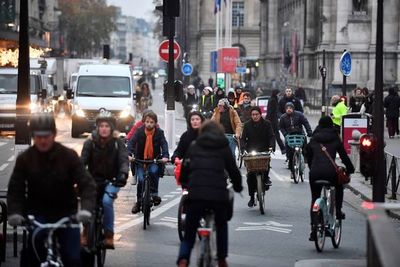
[241,106,275,207]
[199,86,215,116]
[7,113,96,267]
[128,111,169,214]
[211,98,242,155]
[234,85,245,106]
[279,102,312,179]
[237,92,253,123]
[81,111,129,249]
[306,116,354,240]
[177,121,243,267]
[182,85,199,119]
[331,95,348,134]
[278,87,304,115]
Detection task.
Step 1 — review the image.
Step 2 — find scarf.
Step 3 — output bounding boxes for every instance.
[144,128,155,160]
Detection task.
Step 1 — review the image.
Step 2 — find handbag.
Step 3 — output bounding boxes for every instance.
[320,144,351,185]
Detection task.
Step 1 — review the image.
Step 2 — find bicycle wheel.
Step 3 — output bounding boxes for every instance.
[96,245,106,267]
[299,154,305,183]
[292,151,300,184]
[313,211,325,252]
[142,178,151,230]
[197,238,211,267]
[177,194,188,241]
[256,174,265,215]
[331,219,342,248]
[96,221,106,267]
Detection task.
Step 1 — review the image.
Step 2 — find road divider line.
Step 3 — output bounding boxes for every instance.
[115,196,181,233]
[270,168,287,182]
[163,194,174,198]
[7,155,15,162]
[0,163,8,171]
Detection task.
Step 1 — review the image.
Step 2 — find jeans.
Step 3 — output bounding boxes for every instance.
[24,216,81,267]
[177,200,228,263]
[225,134,237,156]
[136,163,160,200]
[103,183,120,233]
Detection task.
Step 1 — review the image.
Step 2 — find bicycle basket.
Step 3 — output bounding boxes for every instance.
[285,135,305,148]
[243,155,270,172]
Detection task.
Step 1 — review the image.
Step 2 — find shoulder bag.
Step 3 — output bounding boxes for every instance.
[320,144,350,185]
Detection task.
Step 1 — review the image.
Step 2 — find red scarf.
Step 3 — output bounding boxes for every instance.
[144,128,155,160]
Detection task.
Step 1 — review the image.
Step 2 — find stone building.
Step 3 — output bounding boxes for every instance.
[259,0,400,105]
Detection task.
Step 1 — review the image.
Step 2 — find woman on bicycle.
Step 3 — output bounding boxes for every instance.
[128,111,169,214]
[306,116,354,241]
[139,83,153,112]
[177,121,243,267]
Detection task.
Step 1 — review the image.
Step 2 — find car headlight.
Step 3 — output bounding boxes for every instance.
[119,108,131,118]
[75,108,85,117]
[30,102,38,112]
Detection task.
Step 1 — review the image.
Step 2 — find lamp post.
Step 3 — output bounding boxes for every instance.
[319,50,327,117]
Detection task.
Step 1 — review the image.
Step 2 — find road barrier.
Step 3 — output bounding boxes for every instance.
[385,153,400,200]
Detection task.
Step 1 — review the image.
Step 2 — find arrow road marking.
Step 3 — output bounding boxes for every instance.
[235,221,293,234]
[0,163,8,171]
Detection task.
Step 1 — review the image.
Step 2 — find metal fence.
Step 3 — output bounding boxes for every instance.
[385,152,400,200]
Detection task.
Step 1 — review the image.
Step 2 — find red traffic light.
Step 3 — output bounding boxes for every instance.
[360,134,375,151]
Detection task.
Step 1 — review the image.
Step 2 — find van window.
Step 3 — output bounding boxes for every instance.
[0,74,39,94]
[77,76,130,97]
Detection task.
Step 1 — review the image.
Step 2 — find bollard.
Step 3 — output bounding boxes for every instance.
[350,130,362,173]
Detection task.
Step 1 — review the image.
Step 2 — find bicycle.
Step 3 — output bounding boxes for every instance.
[311,180,342,252]
[233,136,244,168]
[243,151,271,215]
[22,215,80,267]
[197,209,217,267]
[285,134,306,183]
[177,189,189,242]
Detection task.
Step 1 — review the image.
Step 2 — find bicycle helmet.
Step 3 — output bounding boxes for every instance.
[95,110,116,130]
[29,113,56,136]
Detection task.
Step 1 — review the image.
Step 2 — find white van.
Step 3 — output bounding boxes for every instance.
[0,68,47,131]
[68,64,136,138]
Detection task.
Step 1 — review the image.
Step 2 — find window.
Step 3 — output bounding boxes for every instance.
[232,2,244,27]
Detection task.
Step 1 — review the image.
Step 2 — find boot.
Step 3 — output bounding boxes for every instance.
[80,225,89,247]
[218,258,228,267]
[247,195,255,208]
[131,202,141,214]
[177,259,189,267]
[104,231,115,249]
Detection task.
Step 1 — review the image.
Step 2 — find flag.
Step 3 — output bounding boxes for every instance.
[214,0,222,14]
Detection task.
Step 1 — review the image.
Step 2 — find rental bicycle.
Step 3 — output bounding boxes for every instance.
[196,209,217,267]
[285,134,306,183]
[233,136,244,168]
[243,151,271,215]
[177,189,189,242]
[311,180,342,252]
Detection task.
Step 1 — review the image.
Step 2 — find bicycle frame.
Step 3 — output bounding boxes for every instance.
[312,186,335,231]
[197,211,217,266]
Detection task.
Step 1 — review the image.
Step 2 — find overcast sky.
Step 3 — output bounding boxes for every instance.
[107,0,155,21]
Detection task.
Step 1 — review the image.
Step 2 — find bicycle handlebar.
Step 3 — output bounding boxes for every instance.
[24,215,80,230]
[131,158,169,164]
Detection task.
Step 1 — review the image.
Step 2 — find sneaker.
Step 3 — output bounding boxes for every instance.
[308,231,315,241]
[131,202,141,214]
[152,196,162,206]
[265,178,272,186]
[247,196,255,208]
[337,211,346,220]
[218,258,228,267]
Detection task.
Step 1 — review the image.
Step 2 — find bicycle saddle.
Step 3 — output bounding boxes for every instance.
[314,180,331,186]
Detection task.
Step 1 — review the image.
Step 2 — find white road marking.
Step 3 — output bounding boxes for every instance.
[7,155,15,162]
[169,191,181,195]
[160,216,177,223]
[0,142,7,147]
[163,194,174,198]
[236,221,293,234]
[153,221,177,229]
[270,168,287,182]
[0,163,8,171]
[114,196,181,233]
[161,198,168,201]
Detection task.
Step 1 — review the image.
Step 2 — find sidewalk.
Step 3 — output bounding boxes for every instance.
[295,259,366,267]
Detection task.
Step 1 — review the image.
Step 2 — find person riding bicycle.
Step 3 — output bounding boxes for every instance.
[211,98,242,155]
[182,85,199,119]
[81,111,129,249]
[7,113,96,267]
[177,121,243,267]
[237,92,253,123]
[241,106,275,207]
[306,116,355,241]
[128,111,169,214]
[279,102,312,179]
[278,87,304,115]
[199,86,215,117]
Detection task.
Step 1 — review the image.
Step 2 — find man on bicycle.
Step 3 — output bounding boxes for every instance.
[128,111,169,214]
[237,92,253,123]
[279,102,312,179]
[81,111,129,249]
[211,98,242,155]
[241,106,275,207]
[7,113,96,267]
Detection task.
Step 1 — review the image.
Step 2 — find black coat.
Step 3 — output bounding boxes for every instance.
[278,95,303,114]
[266,96,279,125]
[349,95,365,112]
[237,103,252,123]
[384,93,400,119]
[242,119,275,152]
[81,131,129,183]
[127,126,169,160]
[306,127,355,182]
[7,143,96,221]
[183,93,199,107]
[279,111,312,137]
[171,128,199,162]
[180,130,242,203]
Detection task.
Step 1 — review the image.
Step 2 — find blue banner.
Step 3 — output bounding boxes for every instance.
[210,51,218,72]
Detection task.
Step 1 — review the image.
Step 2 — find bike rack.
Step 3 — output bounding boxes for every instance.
[385,153,400,200]
[0,199,7,262]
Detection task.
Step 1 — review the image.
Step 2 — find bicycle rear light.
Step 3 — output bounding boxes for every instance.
[312,203,320,212]
[197,228,212,237]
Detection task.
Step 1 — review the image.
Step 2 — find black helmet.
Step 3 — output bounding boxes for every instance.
[95,110,116,130]
[29,113,56,136]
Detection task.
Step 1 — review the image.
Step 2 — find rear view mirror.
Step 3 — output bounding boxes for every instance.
[66,89,74,99]
[39,89,47,99]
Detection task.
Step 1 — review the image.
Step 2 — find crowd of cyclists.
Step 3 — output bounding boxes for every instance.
[6,82,357,266]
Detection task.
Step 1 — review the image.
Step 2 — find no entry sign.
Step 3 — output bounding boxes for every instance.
[159,40,181,62]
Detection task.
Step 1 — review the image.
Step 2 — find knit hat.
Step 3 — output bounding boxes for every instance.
[318,116,334,128]
[285,102,295,109]
[218,98,230,109]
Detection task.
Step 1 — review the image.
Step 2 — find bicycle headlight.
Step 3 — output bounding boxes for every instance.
[251,151,257,156]
[295,147,300,151]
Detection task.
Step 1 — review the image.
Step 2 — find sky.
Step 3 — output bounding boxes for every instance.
[107,0,155,21]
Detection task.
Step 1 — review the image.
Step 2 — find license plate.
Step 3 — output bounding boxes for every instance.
[0,124,14,129]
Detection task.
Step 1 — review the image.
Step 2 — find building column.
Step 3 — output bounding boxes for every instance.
[319,0,332,46]
[265,0,279,80]
[367,0,377,89]
[335,0,349,46]
[304,0,315,49]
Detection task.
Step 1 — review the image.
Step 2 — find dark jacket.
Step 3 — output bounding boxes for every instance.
[242,118,275,152]
[266,96,279,125]
[294,88,307,101]
[384,89,400,119]
[306,127,355,182]
[171,128,199,162]
[81,131,129,183]
[200,94,215,113]
[237,103,252,123]
[349,95,365,112]
[215,90,226,103]
[127,126,169,160]
[278,95,303,114]
[180,130,242,202]
[7,142,96,221]
[183,93,199,107]
[279,111,312,137]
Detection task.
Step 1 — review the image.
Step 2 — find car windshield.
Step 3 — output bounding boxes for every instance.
[0,74,38,94]
[77,76,130,97]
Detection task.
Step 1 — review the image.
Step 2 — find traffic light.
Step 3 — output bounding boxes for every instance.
[359,133,376,179]
[163,0,180,17]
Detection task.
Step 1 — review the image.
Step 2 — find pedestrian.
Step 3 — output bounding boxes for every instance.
[139,82,153,112]
[384,86,400,138]
[215,87,226,103]
[208,76,214,88]
[177,121,243,267]
[227,89,236,108]
[212,98,242,155]
[294,86,307,108]
[306,116,355,240]
[237,92,253,123]
[349,87,365,112]
[81,111,129,249]
[151,74,156,90]
[362,87,374,114]
[331,95,348,134]
[199,86,215,117]
[182,85,199,119]
[7,113,96,267]
[266,89,286,154]
[241,106,275,207]
[234,85,245,106]
[278,87,304,114]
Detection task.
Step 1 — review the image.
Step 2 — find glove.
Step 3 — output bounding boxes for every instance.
[233,184,243,193]
[76,210,92,223]
[8,214,25,227]
[113,173,127,187]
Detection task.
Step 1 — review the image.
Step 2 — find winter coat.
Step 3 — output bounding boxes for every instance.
[211,106,242,136]
[294,88,307,101]
[242,118,275,152]
[349,95,365,112]
[81,131,129,183]
[384,91,400,119]
[171,128,199,162]
[306,127,355,183]
[332,101,348,126]
[266,96,279,125]
[237,103,252,123]
[180,130,242,202]
[278,95,304,114]
[279,111,312,137]
[7,142,96,221]
[183,93,199,108]
[200,95,215,113]
[127,126,169,160]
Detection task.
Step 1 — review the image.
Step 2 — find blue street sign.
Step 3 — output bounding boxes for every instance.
[210,51,218,72]
[236,67,247,74]
[181,63,193,76]
[339,51,352,77]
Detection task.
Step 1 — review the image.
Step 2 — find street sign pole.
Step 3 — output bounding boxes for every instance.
[372,0,385,203]
[167,16,175,111]
[319,49,327,117]
[342,49,347,98]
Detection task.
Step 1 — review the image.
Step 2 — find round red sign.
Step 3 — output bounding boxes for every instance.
[159,40,181,62]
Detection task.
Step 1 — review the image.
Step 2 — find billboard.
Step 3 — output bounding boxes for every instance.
[217,47,240,73]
